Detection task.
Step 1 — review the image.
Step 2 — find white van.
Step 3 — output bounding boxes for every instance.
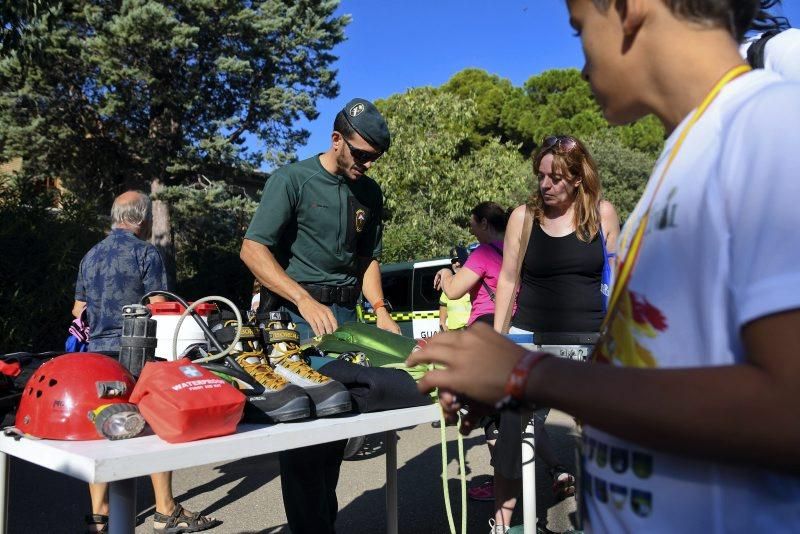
[357,258,451,339]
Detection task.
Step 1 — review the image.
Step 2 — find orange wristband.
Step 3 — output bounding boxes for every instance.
[372,299,387,311]
[496,351,549,409]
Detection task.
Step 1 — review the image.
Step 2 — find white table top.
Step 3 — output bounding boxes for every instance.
[0,404,439,483]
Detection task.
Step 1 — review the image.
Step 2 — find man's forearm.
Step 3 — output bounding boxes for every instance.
[360,258,384,305]
[361,258,398,331]
[440,271,458,299]
[527,357,800,471]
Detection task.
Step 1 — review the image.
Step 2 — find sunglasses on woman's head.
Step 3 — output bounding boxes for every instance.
[542,135,578,152]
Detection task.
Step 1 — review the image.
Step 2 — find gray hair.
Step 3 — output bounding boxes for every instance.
[111,191,152,230]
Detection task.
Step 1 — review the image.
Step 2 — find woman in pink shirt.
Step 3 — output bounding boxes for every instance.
[433,201,509,502]
[434,202,508,326]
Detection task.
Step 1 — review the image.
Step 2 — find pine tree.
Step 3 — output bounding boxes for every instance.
[0,0,348,276]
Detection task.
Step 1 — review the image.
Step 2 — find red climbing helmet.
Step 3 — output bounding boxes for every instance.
[15,353,138,440]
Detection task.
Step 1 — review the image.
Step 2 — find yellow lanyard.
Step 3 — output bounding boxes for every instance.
[600,64,752,335]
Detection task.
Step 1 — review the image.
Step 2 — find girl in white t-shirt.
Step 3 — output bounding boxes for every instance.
[409,1,800,533]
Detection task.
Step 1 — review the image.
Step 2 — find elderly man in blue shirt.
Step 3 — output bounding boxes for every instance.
[73,190,220,534]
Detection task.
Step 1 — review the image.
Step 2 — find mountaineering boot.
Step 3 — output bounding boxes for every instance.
[262,312,352,417]
[234,350,311,422]
[207,320,311,423]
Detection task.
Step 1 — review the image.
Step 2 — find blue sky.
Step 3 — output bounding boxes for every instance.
[289,0,800,164]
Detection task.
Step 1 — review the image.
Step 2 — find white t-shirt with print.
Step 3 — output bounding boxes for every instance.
[583,70,800,533]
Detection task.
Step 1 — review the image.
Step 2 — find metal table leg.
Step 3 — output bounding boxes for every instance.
[522,410,537,534]
[109,478,137,534]
[0,452,8,534]
[385,430,398,534]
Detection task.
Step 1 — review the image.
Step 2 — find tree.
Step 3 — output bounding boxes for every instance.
[0,176,105,352]
[154,179,258,305]
[374,88,529,262]
[443,68,665,158]
[442,68,538,154]
[0,0,349,273]
[586,132,655,222]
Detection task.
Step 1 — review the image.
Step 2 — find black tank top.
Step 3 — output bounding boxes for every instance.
[512,224,604,333]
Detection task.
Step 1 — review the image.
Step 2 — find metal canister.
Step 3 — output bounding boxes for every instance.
[118,304,157,377]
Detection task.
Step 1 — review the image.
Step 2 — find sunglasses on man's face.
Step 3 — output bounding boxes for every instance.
[342,136,382,164]
[542,135,578,152]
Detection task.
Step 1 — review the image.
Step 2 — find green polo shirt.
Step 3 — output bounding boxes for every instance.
[245,155,383,286]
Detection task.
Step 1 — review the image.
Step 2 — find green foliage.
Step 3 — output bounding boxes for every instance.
[154,180,258,307]
[0,0,347,348]
[586,132,655,223]
[0,0,348,198]
[374,88,529,262]
[0,175,105,352]
[443,68,665,158]
[618,115,665,155]
[0,172,261,351]
[443,68,537,154]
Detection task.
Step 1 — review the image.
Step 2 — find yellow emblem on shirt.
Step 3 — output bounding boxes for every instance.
[355,209,366,233]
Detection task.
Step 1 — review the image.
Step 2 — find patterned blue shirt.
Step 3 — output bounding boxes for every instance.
[75,229,168,351]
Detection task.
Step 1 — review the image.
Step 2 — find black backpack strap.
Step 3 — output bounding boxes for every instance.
[747,30,781,69]
[480,280,495,301]
[481,243,503,301]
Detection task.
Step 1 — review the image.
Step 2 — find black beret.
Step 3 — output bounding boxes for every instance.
[342,98,391,152]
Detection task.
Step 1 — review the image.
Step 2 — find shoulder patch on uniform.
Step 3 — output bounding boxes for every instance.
[355,208,367,232]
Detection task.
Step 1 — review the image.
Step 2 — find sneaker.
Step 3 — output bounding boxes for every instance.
[263,313,351,417]
[489,519,509,534]
[468,480,495,501]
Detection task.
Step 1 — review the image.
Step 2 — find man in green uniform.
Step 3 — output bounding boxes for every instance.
[240,97,399,533]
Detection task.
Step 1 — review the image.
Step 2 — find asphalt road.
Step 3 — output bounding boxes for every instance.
[8,410,580,534]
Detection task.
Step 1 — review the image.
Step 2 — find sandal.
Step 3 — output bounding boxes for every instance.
[468,480,495,501]
[85,514,108,534]
[152,504,222,534]
[549,465,576,500]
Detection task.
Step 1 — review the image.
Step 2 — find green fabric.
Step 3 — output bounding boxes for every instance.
[313,336,437,397]
[313,323,441,399]
[315,322,415,369]
[315,335,407,368]
[332,321,417,359]
[314,322,443,398]
[439,293,471,330]
[245,156,383,286]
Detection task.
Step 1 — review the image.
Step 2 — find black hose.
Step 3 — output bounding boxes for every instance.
[140,290,259,391]
[140,290,226,353]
